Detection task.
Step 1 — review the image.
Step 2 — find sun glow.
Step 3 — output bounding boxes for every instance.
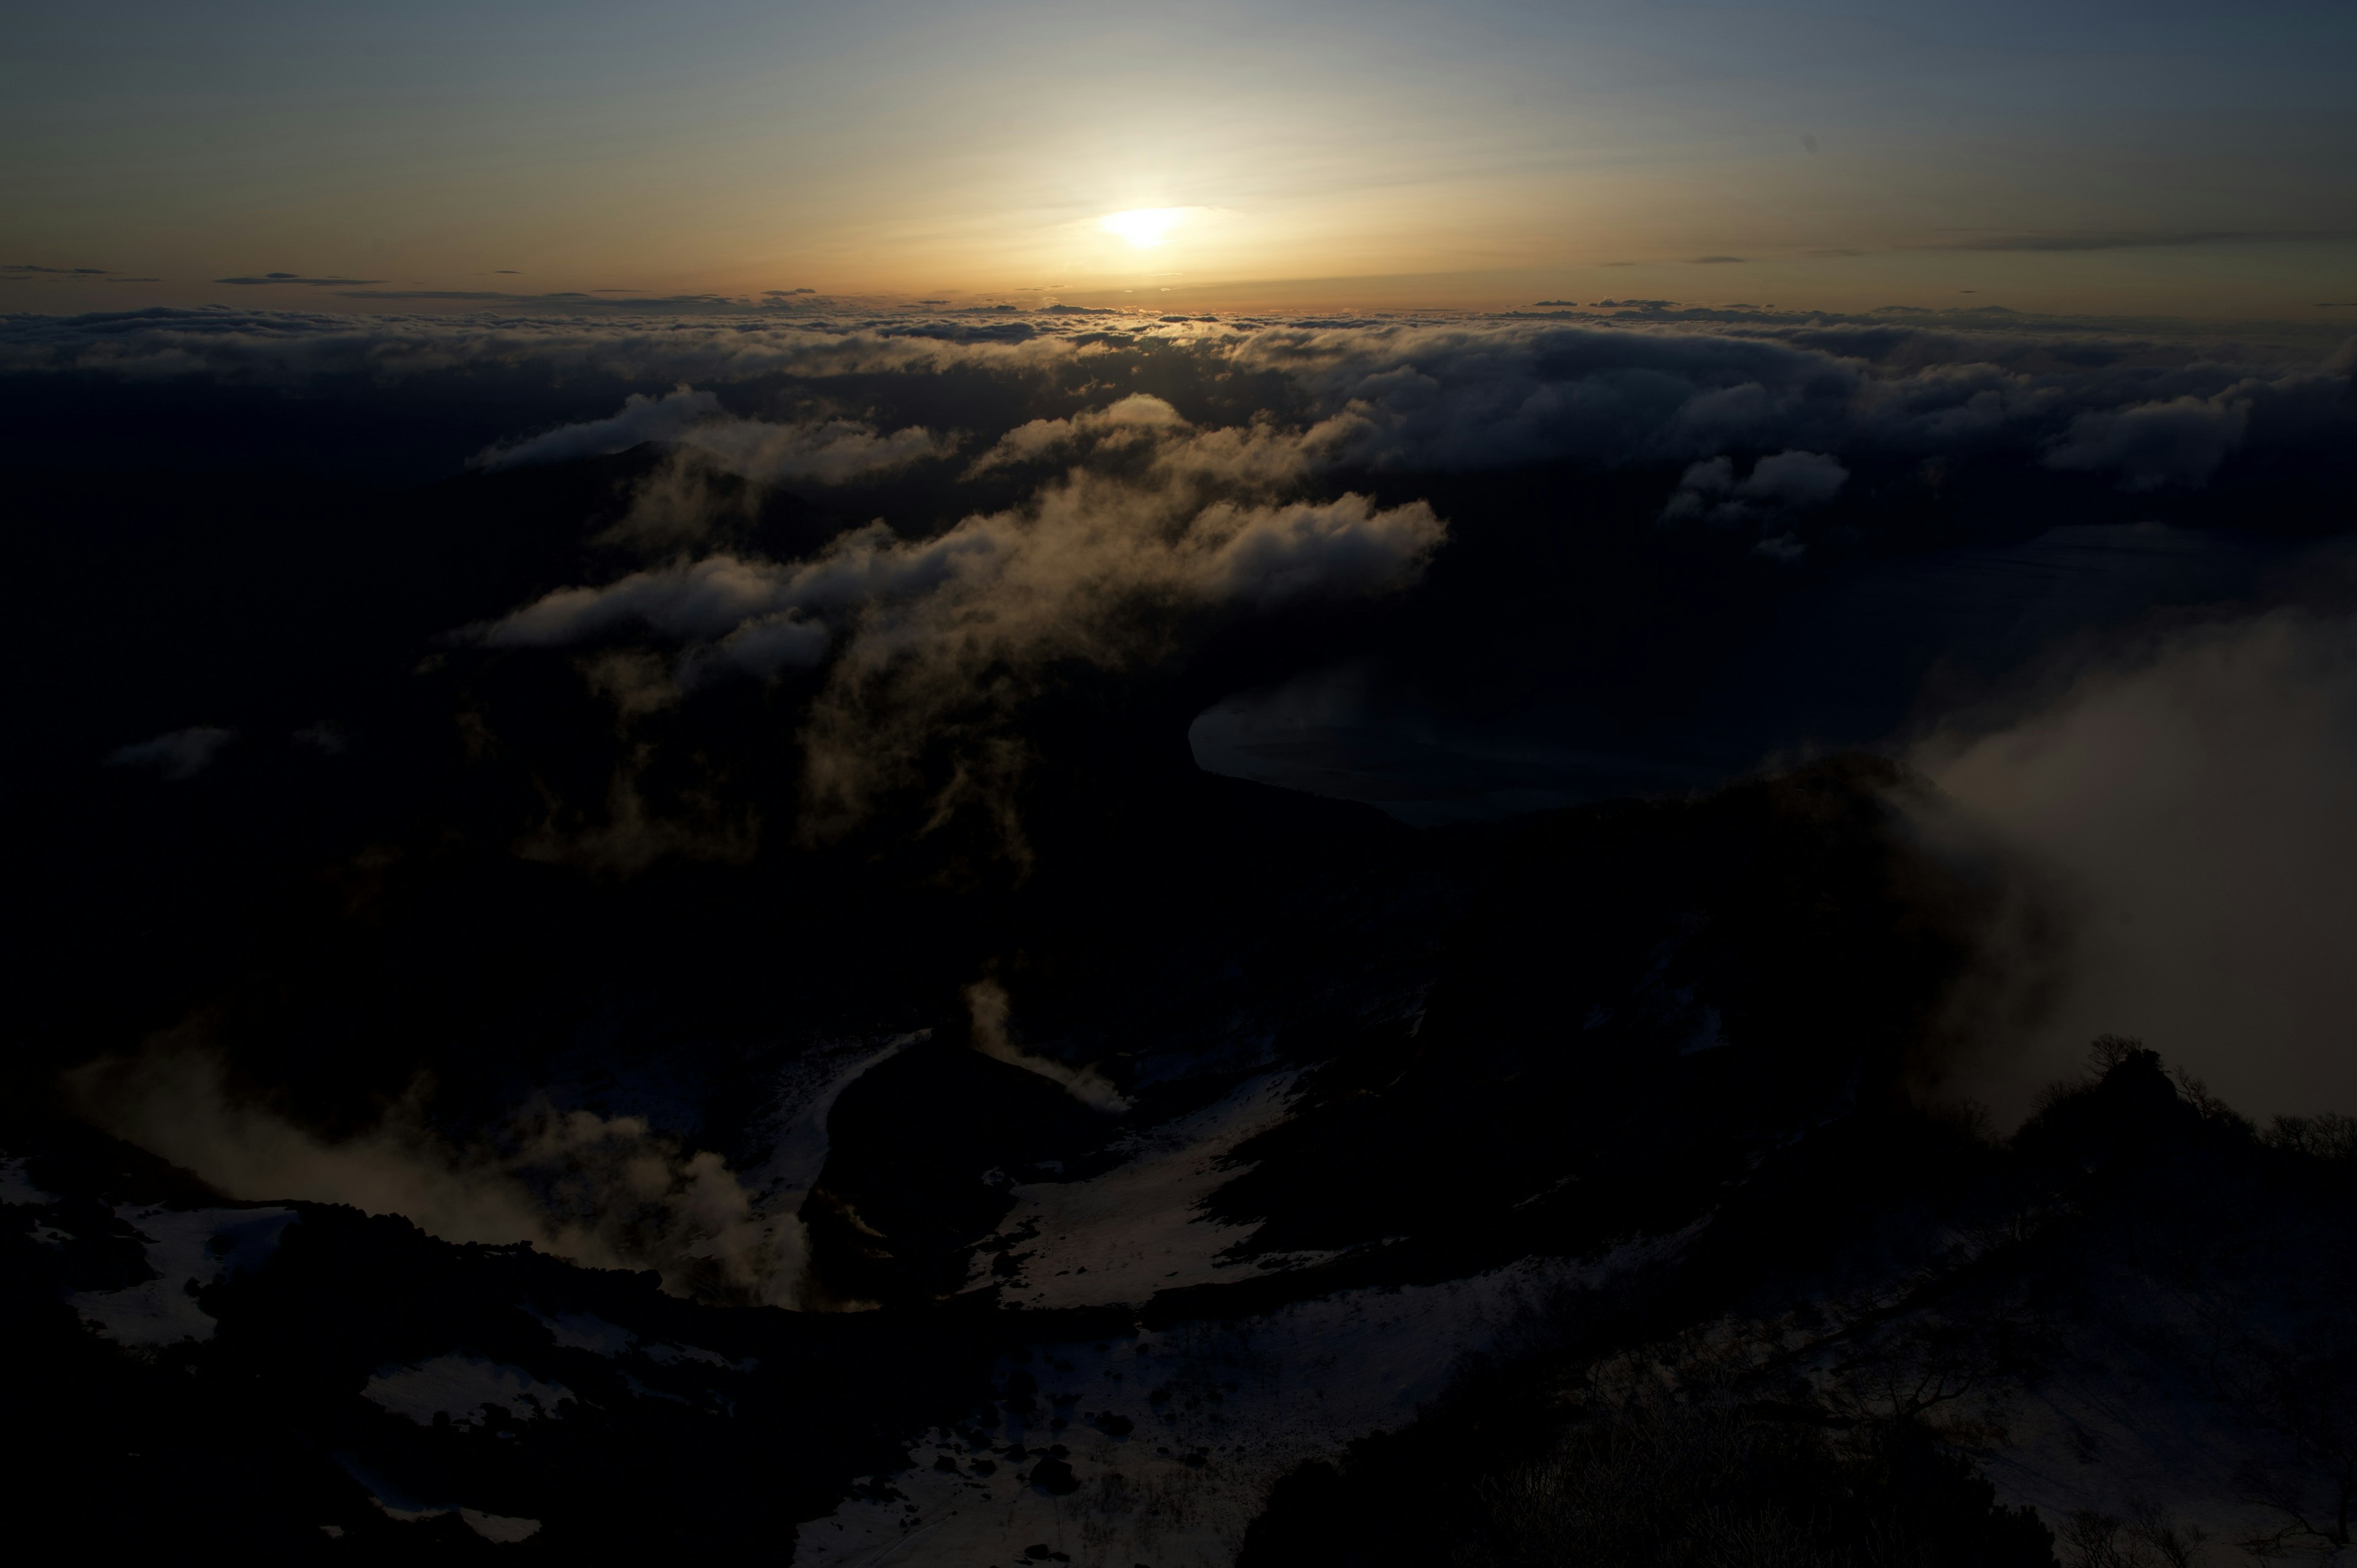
[1099,207,1188,248]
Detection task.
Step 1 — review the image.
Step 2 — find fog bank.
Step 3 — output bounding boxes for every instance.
[1921,597,2357,1124]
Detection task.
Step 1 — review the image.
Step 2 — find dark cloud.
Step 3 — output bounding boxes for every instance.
[2043,388,2253,490]
[1224,317,2351,485]
[8,306,2350,504]
[1660,449,1849,530]
[1934,229,2349,253]
[879,319,1039,344]
[336,289,749,309]
[1690,255,1748,264]
[217,273,387,286]
[314,288,844,315]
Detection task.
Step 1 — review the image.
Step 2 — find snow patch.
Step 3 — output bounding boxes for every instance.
[972,1072,1305,1309]
[741,1032,921,1308]
[456,1510,543,1543]
[371,1497,542,1542]
[0,1156,58,1205]
[535,1308,635,1356]
[643,1340,756,1372]
[341,1454,546,1541]
[623,1372,692,1405]
[67,1205,297,1348]
[363,1354,575,1427]
[802,1251,1633,1568]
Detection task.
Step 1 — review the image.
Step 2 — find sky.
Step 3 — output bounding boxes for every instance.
[5,0,2355,317]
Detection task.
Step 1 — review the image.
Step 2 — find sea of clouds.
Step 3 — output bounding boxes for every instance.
[17,302,2356,1275]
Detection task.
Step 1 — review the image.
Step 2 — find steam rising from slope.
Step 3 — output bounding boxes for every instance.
[964,979,1127,1113]
[72,1044,805,1306]
[1921,595,2357,1124]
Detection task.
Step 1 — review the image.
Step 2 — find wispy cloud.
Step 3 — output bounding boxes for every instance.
[216,271,387,285]
[1933,229,2351,253]
[6,261,122,280]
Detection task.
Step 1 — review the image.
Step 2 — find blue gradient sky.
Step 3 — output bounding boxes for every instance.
[5,0,2353,314]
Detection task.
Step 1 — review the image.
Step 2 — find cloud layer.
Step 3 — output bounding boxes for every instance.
[474,385,954,484]
[17,302,2354,862]
[10,305,2350,503]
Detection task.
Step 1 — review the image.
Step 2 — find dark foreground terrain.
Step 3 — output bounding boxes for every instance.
[9,751,2354,1561]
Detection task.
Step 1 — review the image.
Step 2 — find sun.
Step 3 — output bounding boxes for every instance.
[1098,207,1188,248]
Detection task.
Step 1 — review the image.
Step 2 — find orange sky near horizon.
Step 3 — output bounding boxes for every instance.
[5,1,2353,322]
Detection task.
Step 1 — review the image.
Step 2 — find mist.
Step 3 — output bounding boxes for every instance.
[1919,590,2357,1124]
[69,1040,807,1306]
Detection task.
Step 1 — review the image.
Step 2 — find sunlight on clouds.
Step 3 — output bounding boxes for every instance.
[1099,207,1190,248]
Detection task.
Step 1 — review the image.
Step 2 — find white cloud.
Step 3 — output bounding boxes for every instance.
[678,414,955,485]
[473,385,720,469]
[791,473,1443,837]
[478,385,954,488]
[964,392,1195,476]
[474,440,1445,836]
[484,554,794,648]
[2043,388,2252,490]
